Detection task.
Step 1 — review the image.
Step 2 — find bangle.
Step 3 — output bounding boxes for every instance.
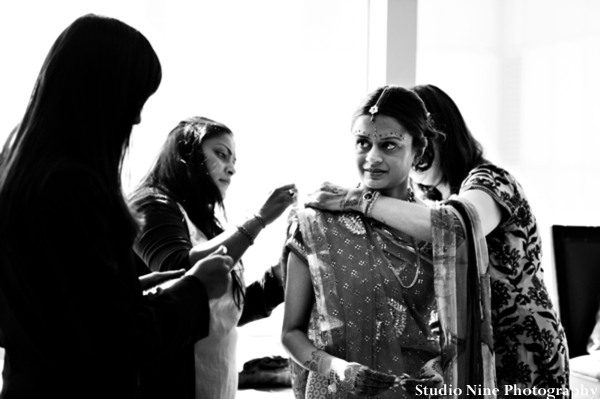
[253,213,266,228]
[328,369,339,394]
[237,225,255,245]
[364,190,380,218]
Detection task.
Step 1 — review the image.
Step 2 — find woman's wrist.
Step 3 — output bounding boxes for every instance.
[253,213,267,228]
[236,215,265,245]
[305,351,358,394]
[363,190,381,218]
[306,349,335,375]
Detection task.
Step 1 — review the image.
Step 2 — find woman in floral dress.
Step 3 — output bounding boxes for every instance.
[309,84,570,397]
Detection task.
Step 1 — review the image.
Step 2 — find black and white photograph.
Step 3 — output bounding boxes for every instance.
[1,1,599,398]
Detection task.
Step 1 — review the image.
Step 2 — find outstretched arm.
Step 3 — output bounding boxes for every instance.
[189,183,297,265]
[306,182,502,242]
[368,196,432,242]
[133,183,296,272]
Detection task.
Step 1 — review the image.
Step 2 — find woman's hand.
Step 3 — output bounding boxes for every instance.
[308,350,399,396]
[256,183,298,225]
[186,246,234,299]
[139,269,185,291]
[331,360,399,396]
[305,182,366,213]
[399,356,443,394]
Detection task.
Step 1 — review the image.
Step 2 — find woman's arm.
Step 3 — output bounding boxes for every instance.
[458,189,502,236]
[281,252,399,395]
[368,197,432,242]
[307,183,503,242]
[238,264,284,326]
[369,189,501,241]
[281,252,317,369]
[189,183,296,264]
[188,216,263,266]
[134,184,295,272]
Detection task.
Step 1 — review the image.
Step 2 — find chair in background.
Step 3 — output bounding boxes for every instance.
[552,225,600,392]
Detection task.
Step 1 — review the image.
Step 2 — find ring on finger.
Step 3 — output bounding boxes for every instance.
[288,189,296,198]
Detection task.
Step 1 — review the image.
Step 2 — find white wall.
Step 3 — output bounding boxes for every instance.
[416,0,600,308]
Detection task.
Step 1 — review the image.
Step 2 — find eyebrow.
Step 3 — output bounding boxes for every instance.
[218,143,237,163]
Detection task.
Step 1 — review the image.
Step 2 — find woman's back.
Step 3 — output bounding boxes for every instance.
[0,162,141,396]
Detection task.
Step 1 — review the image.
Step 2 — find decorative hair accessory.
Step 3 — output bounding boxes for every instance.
[369,86,391,122]
[368,105,379,118]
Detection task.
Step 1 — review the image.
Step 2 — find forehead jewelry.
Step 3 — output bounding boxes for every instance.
[369,86,391,122]
[353,129,405,141]
[354,86,405,140]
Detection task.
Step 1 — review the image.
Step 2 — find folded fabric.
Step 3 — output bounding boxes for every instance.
[570,355,600,380]
[238,356,292,389]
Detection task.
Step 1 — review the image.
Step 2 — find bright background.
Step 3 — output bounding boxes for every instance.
[2,0,599,382]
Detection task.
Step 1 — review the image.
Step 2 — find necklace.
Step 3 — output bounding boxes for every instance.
[404,187,420,288]
[400,241,421,289]
[378,187,421,289]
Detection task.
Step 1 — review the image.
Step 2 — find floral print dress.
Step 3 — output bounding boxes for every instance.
[460,163,570,392]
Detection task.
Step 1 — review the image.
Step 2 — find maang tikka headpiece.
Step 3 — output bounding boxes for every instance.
[369,86,391,122]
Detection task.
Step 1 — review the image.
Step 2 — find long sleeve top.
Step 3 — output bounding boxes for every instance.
[131,188,284,325]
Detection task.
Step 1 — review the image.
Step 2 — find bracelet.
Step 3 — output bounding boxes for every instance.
[328,369,339,393]
[237,225,255,245]
[253,213,266,229]
[363,190,380,218]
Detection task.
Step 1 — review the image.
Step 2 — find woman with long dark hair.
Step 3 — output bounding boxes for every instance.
[0,14,232,399]
[130,116,296,399]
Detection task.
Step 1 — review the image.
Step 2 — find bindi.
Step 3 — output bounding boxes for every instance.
[352,129,405,141]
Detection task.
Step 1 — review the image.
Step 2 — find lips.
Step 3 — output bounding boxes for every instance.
[365,168,387,177]
[218,178,231,186]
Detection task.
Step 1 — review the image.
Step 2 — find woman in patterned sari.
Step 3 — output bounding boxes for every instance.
[281,86,495,398]
[309,84,569,398]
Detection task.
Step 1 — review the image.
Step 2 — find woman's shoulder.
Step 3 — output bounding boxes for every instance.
[461,162,523,197]
[129,186,179,210]
[462,162,533,228]
[465,162,515,185]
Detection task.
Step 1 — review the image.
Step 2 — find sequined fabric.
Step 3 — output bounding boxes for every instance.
[288,209,440,398]
[431,197,496,398]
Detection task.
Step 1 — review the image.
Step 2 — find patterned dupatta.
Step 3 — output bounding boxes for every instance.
[287,197,495,398]
[431,197,496,398]
[295,209,438,398]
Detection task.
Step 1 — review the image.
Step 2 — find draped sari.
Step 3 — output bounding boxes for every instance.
[284,197,495,399]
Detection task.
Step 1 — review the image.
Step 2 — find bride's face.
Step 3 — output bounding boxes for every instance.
[352,115,418,200]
